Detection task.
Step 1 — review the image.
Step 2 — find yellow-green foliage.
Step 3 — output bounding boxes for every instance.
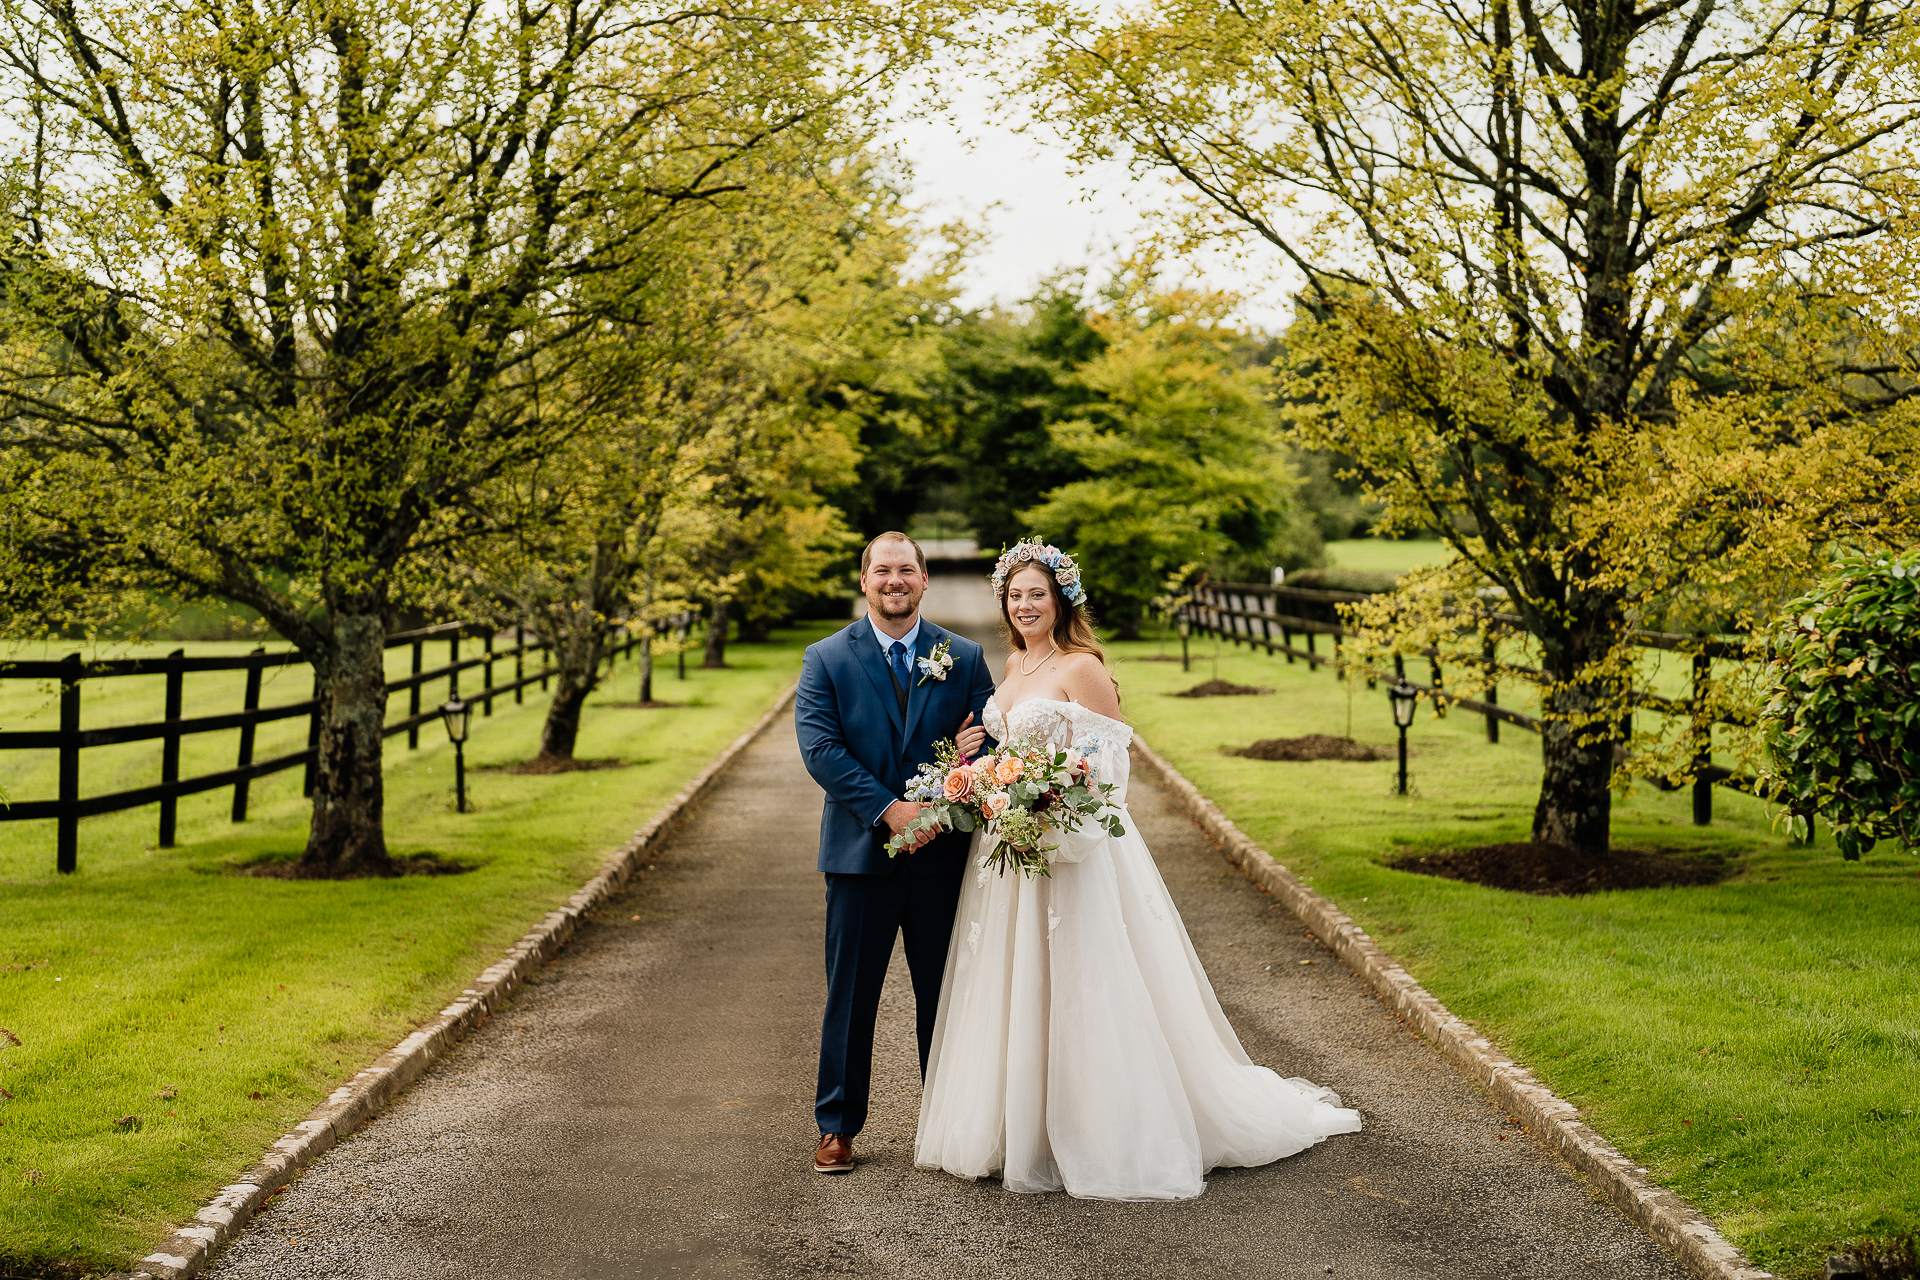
[1024,286,1299,633]
[1020,0,1920,850]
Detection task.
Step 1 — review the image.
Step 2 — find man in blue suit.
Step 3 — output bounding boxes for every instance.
[795,532,995,1175]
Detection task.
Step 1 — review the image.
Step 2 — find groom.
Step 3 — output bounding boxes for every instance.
[794,531,995,1175]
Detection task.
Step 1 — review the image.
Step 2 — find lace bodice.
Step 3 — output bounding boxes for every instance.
[984,695,1132,753]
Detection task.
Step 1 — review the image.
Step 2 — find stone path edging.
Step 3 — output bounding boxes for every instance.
[1127,734,1778,1280]
[124,680,802,1280]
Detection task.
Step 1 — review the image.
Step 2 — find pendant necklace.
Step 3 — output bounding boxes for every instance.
[1018,644,1057,677]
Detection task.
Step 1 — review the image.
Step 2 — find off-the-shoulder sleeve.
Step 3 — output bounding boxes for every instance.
[1046,704,1133,865]
[1066,704,1133,805]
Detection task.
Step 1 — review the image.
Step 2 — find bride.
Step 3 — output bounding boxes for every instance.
[918,539,1363,1201]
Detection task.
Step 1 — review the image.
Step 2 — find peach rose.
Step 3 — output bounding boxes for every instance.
[943,765,976,803]
[982,791,1012,819]
[994,755,1025,785]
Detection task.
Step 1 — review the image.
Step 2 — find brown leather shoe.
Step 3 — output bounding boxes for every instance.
[813,1132,853,1174]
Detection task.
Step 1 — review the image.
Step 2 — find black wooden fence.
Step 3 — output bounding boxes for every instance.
[1178,581,1762,827]
[0,621,644,873]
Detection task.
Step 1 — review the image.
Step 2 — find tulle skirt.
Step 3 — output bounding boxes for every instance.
[914,816,1363,1201]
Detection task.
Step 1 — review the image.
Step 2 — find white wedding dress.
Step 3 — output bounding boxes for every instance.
[914,696,1364,1201]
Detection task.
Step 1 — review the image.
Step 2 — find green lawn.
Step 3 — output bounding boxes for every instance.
[0,625,830,1275]
[1113,634,1917,1280]
[1322,537,1451,575]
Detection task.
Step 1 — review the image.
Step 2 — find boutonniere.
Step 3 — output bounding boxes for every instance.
[916,638,954,686]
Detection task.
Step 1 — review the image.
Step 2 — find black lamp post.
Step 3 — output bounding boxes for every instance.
[440,697,472,813]
[1389,678,1418,795]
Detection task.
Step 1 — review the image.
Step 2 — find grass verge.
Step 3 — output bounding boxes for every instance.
[0,624,830,1276]
[1112,634,1918,1280]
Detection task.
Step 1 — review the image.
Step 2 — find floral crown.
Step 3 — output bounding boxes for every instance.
[991,537,1087,608]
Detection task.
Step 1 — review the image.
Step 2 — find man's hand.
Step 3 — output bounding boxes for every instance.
[882,799,937,853]
[954,711,986,759]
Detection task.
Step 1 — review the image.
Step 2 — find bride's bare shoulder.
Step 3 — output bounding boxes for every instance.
[1060,653,1123,720]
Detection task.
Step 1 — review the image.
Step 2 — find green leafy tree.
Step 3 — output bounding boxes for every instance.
[0,0,941,874]
[446,162,913,760]
[938,280,1107,550]
[1024,0,1920,853]
[1023,288,1297,637]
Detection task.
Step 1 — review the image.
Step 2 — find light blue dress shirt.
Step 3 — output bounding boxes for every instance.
[867,613,921,673]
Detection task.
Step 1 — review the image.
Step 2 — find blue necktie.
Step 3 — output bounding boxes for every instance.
[888,640,909,690]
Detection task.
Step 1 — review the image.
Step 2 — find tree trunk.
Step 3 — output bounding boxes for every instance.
[638,634,654,703]
[300,610,396,876]
[703,597,730,668]
[537,630,604,758]
[1529,639,1618,855]
[739,613,772,643]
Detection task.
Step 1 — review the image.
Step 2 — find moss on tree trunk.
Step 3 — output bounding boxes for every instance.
[703,598,730,668]
[537,631,606,759]
[299,611,396,877]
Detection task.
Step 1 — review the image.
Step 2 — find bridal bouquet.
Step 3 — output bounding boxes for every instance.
[888,737,1127,878]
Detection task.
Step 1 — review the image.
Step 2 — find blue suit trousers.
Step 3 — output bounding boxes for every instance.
[814,839,967,1137]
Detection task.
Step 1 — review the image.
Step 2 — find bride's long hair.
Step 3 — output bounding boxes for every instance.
[999,562,1118,693]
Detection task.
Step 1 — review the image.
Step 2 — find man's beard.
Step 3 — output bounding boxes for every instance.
[874,590,918,616]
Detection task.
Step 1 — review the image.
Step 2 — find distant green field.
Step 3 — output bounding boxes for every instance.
[1114,632,1917,1280]
[1322,538,1450,575]
[0,625,828,1274]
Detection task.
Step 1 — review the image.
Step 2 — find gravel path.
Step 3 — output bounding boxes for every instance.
[205,580,1690,1280]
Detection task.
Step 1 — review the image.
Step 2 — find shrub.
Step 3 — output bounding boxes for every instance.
[1762,550,1920,860]
[1284,567,1400,595]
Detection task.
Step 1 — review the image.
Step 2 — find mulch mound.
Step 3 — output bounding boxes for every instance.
[1175,680,1273,698]
[594,699,681,709]
[239,851,472,879]
[1228,735,1389,762]
[488,755,632,775]
[1386,841,1731,895]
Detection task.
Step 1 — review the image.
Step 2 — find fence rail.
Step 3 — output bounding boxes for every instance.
[1177,581,1765,827]
[0,620,646,873]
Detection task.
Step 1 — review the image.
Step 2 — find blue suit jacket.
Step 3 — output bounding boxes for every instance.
[796,618,996,875]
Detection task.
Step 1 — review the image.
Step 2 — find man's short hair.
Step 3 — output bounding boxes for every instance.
[860,532,927,577]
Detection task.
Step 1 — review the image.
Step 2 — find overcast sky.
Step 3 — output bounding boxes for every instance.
[883,80,1294,331]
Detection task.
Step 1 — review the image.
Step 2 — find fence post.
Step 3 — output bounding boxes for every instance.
[1482,634,1500,744]
[303,669,321,797]
[449,630,460,700]
[408,639,424,748]
[232,647,264,822]
[514,626,525,705]
[483,630,495,716]
[541,635,551,692]
[1429,656,1446,715]
[57,653,81,874]
[158,648,184,848]
[1691,650,1713,826]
